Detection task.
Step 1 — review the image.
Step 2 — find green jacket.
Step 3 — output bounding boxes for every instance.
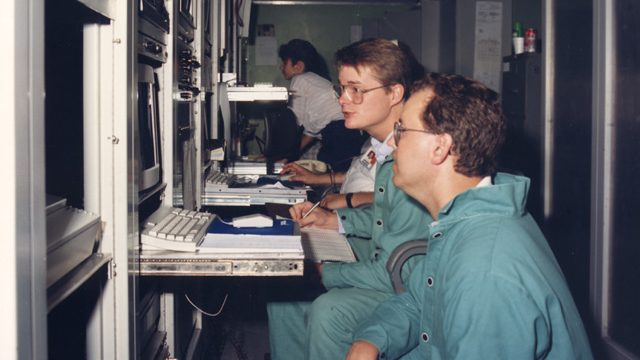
[322,157,432,293]
[354,173,593,359]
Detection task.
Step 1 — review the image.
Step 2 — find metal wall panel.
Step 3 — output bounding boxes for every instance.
[4,0,48,358]
[543,0,593,333]
[608,0,640,356]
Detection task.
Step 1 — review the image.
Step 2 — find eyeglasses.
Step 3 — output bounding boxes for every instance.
[333,84,390,104]
[393,122,434,145]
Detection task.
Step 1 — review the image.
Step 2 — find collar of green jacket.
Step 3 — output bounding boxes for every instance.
[438,172,531,220]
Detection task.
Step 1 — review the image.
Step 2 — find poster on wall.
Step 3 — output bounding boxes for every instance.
[256,24,278,66]
[473,1,503,92]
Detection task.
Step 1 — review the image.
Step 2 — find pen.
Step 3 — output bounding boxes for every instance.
[302,200,321,219]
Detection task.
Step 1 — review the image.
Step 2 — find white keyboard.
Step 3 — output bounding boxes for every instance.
[206,170,237,188]
[141,207,215,252]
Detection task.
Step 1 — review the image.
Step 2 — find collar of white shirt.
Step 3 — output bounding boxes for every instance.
[476,176,492,187]
[370,132,394,164]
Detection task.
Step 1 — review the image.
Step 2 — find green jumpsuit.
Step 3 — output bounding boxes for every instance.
[354,173,593,359]
[267,155,432,360]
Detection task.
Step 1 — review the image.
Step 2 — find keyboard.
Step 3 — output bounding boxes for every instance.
[206,170,237,188]
[141,207,215,252]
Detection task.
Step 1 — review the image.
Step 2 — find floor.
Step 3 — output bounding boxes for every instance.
[197,272,321,360]
[219,320,270,360]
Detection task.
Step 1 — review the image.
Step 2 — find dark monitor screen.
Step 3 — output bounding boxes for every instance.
[137,64,162,192]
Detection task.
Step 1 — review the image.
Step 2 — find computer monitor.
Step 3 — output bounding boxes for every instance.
[137,64,162,192]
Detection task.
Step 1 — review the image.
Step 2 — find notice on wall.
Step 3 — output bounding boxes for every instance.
[255,24,278,66]
[473,1,503,92]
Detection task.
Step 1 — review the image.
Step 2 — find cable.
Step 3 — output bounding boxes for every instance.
[218,218,233,225]
[234,0,244,27]
[320,184,336,198]
[184,293,229,317]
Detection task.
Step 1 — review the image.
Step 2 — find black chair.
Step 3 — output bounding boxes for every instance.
[386,240,428,294]
[262,108,300,162]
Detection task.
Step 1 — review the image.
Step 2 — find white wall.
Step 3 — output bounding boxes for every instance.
[0,2,19,355]
[1,0,48,358]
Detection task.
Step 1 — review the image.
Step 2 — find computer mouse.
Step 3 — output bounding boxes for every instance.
[232,213,274,228]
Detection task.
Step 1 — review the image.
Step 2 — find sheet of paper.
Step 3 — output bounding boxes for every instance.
[258,181,293,189]
[301,228,356,263]
[473,1,503,92]
[199,233,302,253]
[210,147,225,161]
[255,36,278,66]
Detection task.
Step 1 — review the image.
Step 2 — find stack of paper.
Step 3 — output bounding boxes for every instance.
[198,233,302,254]
[300,228,356,263]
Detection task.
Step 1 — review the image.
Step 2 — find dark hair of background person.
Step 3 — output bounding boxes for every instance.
[278,39,332,81]
[397,40,426,90]
[412,73,506,177]
[334,38,424,100]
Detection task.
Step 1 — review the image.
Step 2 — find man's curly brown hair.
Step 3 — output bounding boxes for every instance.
[412,73,506,177]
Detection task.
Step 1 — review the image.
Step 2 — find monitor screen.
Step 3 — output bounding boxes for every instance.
[137,64,162,192]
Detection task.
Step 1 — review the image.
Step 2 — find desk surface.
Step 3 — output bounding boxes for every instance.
[137,201,307,277]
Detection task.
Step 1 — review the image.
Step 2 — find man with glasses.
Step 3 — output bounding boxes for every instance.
[267,38,431,360]
[346,73,593,359]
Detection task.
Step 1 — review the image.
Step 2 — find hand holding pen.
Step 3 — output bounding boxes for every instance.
[302,200,321,219]
[290,185,341,229]
[289,200,339,230]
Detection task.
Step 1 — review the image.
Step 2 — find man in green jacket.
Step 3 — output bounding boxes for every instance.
[347,73,593,359]
[267,39,431,360]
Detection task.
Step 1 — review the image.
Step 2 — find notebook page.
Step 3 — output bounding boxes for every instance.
[300,228,356,263]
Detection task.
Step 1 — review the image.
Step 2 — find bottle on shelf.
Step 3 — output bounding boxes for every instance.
[512,21,524,55]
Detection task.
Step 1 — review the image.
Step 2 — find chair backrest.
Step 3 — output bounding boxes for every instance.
[386,240,428,294]
[263,107,300,161]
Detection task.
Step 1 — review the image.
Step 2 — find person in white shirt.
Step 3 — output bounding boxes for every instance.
[279,39,367,172]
